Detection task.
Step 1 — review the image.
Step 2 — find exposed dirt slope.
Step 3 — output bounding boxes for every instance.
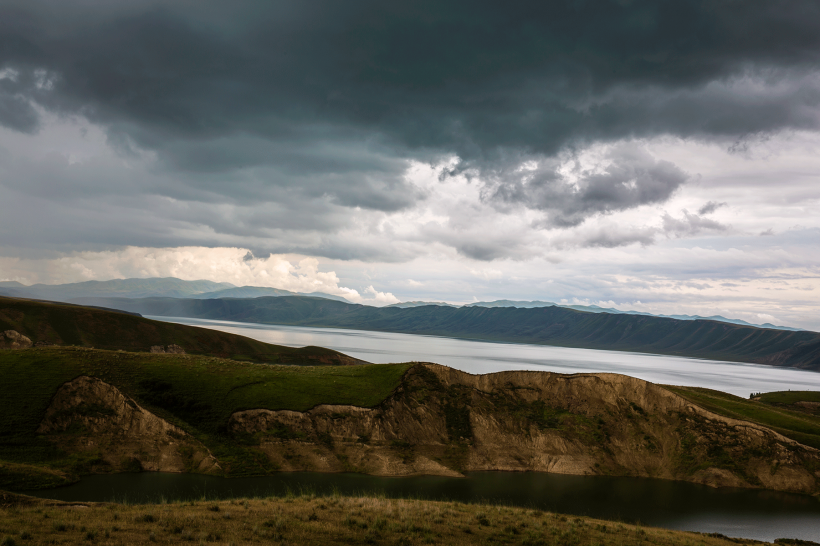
[0,330,32,349]
[229,364,820,494]
[38,376,221,474]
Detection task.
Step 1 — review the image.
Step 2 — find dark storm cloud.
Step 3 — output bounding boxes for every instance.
[484,145,688,227]
[1,0,820,253]
[0,68,40,132]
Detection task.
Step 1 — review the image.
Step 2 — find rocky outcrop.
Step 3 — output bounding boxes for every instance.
[229,364,820,494]
[1,330,32,349]
[149,344,186,354]
[38,376,219,474]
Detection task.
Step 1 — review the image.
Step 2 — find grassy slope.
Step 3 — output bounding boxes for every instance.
[0,494,769,546]
[0,347,410,483]
[758,391,820,405]
[663,386,820,450]
[0,296,359,365]
[79,295,820,370]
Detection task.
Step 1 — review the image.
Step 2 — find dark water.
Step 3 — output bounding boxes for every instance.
[26,472,820,542]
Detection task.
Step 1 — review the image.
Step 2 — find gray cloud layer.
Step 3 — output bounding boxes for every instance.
[1,0,820,257]
[485,145,689,227]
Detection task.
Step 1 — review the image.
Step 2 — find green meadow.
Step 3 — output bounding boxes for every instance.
[0,347,411,485]
[664,385,820,450]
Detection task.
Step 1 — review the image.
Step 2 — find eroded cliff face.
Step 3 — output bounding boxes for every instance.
[229,364,820,494]
[38,376,220,475]
[1,330,32,349]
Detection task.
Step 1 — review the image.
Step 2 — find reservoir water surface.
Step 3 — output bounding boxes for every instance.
[151,316,820,397]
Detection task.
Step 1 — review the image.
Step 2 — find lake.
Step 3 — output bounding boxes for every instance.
[29,316,820,541]
[26,471,820,542]
[151,316,820,397]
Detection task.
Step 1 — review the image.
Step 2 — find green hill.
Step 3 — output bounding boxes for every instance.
[3,346,820,498]
[0,347,409,488]
[77,295,820,370]
[664,386,820,450]
[0,296,363,365]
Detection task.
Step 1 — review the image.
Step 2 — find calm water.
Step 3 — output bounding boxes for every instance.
[151,316,820,397]
[26,472,820,542]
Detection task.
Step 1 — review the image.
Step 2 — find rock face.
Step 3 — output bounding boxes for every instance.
[38,376,219,474]
[229,364,820,494]
[1,330,32,349]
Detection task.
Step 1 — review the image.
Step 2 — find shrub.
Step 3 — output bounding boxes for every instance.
[475,514,491,527]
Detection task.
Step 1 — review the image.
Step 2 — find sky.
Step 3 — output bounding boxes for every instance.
[0,0,819,330]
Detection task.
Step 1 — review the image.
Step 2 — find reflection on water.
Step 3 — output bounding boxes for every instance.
[27,472,820,542]
[150,316,820,397]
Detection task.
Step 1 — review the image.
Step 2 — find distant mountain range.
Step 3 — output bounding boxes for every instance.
[386,301,460,308]
[71,295,820,371]
[393,299,802,332]
[0,277,801,332]
[0,277,350,304]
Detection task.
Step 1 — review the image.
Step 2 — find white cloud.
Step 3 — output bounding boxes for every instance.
[363,285,400,304]
[0,247,398,306]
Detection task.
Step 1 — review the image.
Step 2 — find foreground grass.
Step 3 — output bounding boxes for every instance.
[663,386,820,450]
[0,347,411,478]
[0,493,770,546]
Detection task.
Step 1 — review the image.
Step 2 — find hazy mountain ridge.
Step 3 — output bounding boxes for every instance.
[0,277,350,304]
[0,277,797,330]
[191,286,350,302]
[75,295,820,371]
[374,298,802,332]
[386,301,460,308]
[465,300,802,331]
[0,277,234,300]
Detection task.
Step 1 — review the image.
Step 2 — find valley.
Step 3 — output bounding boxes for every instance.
[3,296,820,542]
